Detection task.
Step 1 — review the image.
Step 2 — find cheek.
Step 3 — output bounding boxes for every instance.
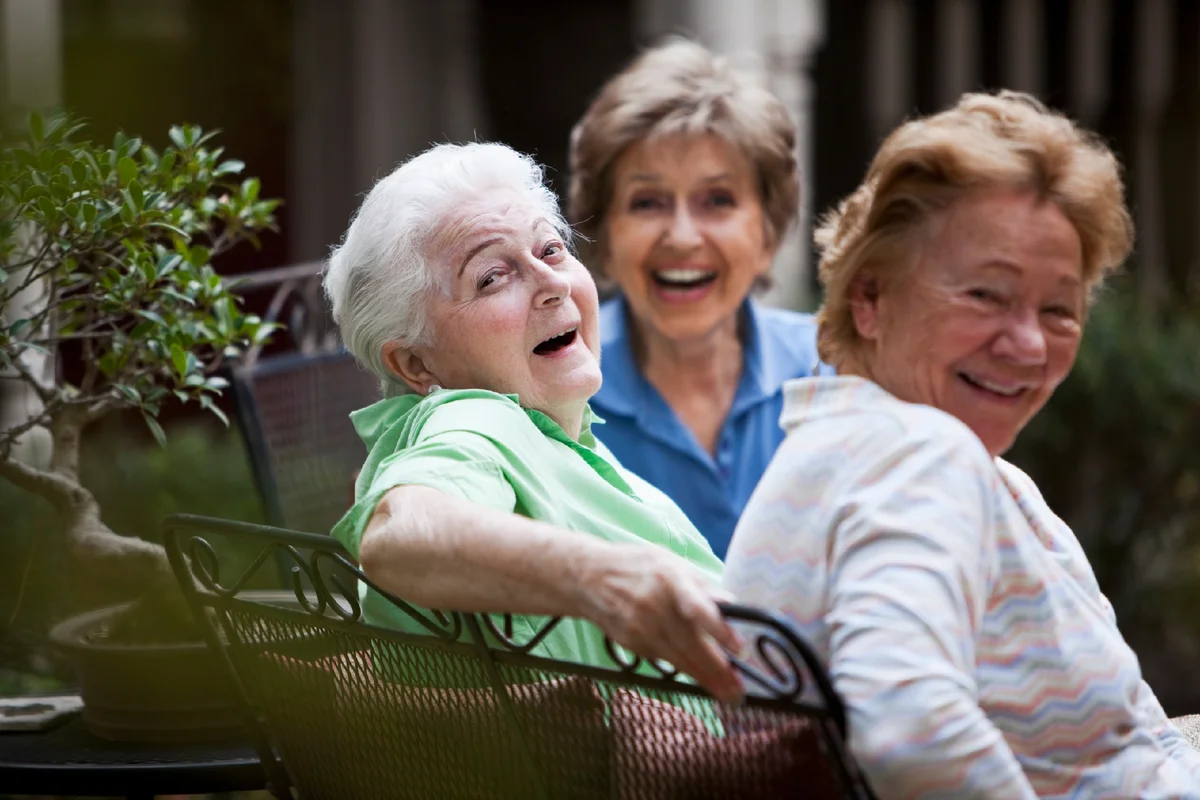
[604,218,655,276]
[719,210,770,269]
[1046,332,1082,381]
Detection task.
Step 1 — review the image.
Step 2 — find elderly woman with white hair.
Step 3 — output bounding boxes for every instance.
[322,141,741,703]
[724,92,1200,796]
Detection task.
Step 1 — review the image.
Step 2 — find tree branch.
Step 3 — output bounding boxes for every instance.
[2,349,57,405]
[0,453,78,505]
[4,238,56,283]
[0,401,55,459]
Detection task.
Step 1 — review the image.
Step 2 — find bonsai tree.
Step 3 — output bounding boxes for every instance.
[0,112,279,636]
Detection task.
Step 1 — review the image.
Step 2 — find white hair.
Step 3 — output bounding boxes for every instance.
[323,142,570,394]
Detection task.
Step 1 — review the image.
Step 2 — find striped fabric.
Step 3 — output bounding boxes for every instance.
[724,376,1200,798]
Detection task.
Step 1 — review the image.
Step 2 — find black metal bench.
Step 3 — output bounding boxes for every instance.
[163,513,877,800]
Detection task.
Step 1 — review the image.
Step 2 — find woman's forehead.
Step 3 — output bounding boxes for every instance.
[437,199,547,245]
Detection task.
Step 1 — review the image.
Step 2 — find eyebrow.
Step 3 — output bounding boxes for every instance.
[455,218,554,277]
[980,260,1082,288]
[623,172,733,185]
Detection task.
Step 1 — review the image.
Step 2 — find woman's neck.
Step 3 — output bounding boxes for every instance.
[636,317,743,392]
[632,312,744,454]
[542,404,586,442]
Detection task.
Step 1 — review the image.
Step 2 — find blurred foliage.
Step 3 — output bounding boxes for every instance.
[0,112,280,449]
[0,419,266,684]
[1008,281,1200,713]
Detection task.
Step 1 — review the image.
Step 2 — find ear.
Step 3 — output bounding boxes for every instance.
[848,272,882,342]
[381,341,440,394]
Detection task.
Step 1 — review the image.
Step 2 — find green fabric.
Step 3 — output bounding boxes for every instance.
[332,388,724,675]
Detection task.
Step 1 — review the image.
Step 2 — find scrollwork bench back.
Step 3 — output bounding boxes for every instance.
[163,514,877,800]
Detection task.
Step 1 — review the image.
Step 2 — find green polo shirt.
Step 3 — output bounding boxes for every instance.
[332,388,724,673]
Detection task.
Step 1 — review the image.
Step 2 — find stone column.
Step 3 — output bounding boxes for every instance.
[290,0,487,264]
[1,0,59,469]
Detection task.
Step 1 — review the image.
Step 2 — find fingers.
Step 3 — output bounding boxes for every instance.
[679,587,742,654]
[670,586,744,703]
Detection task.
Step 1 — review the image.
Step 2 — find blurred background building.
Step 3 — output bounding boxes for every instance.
[3,0,1200,711]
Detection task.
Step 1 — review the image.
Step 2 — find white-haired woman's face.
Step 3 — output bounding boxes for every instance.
[850,187,1084,456]
[390,195,602,427]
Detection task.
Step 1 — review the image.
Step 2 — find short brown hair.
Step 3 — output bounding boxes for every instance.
[814,91,1134,371]
[568,37,799,272]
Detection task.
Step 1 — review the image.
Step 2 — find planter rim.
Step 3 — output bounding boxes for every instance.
[48,603,211,655]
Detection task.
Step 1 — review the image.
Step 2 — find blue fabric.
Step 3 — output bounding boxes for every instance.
[590,295,830,558]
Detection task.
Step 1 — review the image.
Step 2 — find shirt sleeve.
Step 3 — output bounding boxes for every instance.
[1132,679,1200,781]
[331,430,517,558]
[827,422,1037,799]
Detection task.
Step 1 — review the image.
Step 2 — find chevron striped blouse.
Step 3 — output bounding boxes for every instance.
[723,376,1200,798]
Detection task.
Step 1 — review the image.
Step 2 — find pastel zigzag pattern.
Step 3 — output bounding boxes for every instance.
[723,376,1200,798]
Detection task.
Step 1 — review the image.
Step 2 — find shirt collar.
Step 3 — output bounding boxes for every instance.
[592,294,826,418]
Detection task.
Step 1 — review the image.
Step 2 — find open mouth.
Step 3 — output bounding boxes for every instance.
[652,268,718,291]
[533,328,577,356]
[958,372,1028,399]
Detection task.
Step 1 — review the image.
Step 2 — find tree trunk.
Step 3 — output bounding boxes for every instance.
[2,406,195,640]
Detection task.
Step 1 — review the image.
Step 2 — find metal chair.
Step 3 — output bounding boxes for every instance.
[164,513,877,800]
[229,349,378,533]
[222,261,379,535]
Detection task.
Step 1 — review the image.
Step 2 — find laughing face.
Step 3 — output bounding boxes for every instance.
[851,187,1085,457]
[386,194,602,433]
[603,134,774,345]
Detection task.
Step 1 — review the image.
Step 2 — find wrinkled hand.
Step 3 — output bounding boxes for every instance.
[576,543,743,704]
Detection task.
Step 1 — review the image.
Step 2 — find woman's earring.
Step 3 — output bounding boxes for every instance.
[427,384,442,395]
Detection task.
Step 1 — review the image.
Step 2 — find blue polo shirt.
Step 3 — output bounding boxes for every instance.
[590,295,828,558]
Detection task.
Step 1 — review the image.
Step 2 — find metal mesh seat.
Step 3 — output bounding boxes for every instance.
[230,349,379,533]
[165,514,878,800]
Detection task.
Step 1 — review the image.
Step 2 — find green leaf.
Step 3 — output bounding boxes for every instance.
[198,393,230,426]
[136,308,166,327]
[161,287,196,306]
[156,252,183,276]
[82,203,96,224]
[170,343,188,379]
[147,220,188,238]
[115,384,141,404]
[187,244,211,266]
[128,179,144,210]
[22,184,48,203]
[142,412,168,448]
[240,177,260,203]
[36,196,56,219]
[168,125,188,151]
[29,111,44,144]
[214,159,244,176]
[7,318,31,337]
[117,156,137,185]
[173,390,189,403]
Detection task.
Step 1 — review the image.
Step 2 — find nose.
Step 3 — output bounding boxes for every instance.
[993,309,1047,366]
[663,205,703,250]
[532,262,570,307]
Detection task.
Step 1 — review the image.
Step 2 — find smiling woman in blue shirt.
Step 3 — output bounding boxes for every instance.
[568,39,827,557]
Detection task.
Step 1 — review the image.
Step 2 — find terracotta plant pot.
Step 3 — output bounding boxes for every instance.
[49,603,246,743]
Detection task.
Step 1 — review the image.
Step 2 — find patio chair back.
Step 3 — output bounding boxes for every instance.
[164,514,877,800]
[230,349,379,533]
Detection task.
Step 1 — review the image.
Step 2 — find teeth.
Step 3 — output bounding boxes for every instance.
[964,373,1024,396]
[654,269,716,284]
